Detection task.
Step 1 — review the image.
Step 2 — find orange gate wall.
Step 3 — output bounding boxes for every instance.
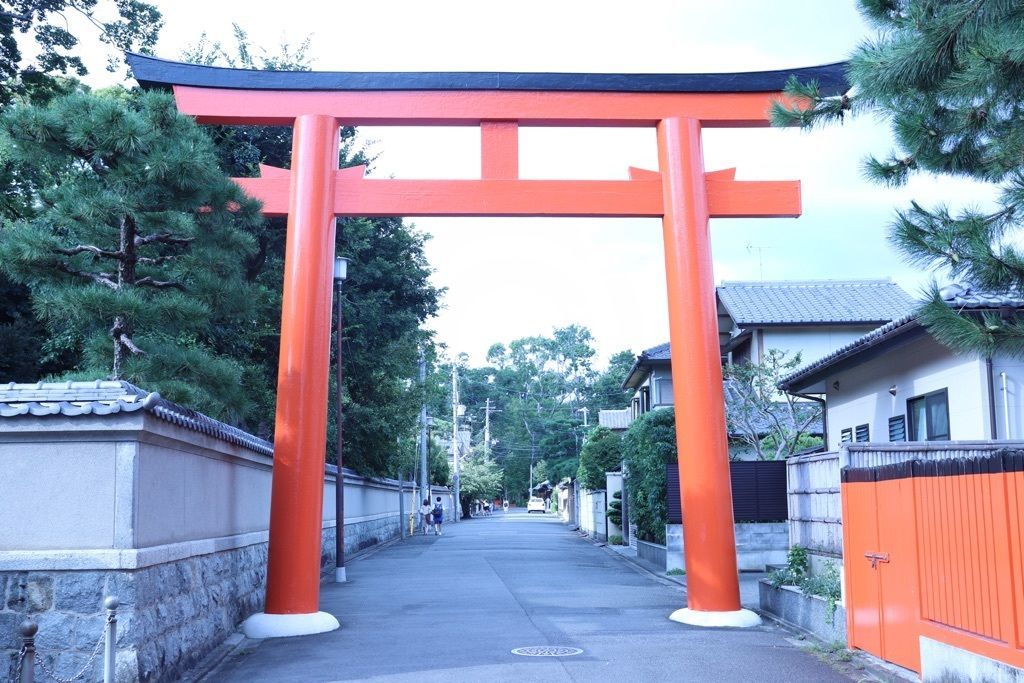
[842,452,1024,673]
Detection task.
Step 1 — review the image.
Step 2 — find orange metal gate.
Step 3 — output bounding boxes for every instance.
[841,451,1024,673]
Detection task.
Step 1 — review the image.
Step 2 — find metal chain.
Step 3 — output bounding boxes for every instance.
[12,644,27,682]
[32,612,112,683]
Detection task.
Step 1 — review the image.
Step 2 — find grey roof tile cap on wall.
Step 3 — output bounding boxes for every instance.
[717,279,916,326]
[778,285,1024,390]
[0,380,273,457]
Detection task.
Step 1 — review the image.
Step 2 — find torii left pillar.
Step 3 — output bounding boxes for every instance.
[242,114,342,638]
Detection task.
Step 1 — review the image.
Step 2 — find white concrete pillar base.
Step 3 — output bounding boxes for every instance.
[669,607,762,628]
[334,566,347,583]
[241,611,340,639]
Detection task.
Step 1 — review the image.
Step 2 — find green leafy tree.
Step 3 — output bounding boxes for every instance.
[427,329,631,501]
[458,454,502,517]
[577,426,622,489]
[179,30,439,469]
[622,408,677,544]
[724,349,822,460]
[0,0,162,107]
[772,0,1024,357]
[0,90,265,420]
[429,437,451,486]
[338,216,439,475]
[585,349,636,415]
[483,326,599,498]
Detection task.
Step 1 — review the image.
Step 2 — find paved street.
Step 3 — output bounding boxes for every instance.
[204,511,850,682]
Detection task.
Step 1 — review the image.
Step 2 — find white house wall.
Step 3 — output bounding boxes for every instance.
[825,335,993,450]
[761,326,879,366]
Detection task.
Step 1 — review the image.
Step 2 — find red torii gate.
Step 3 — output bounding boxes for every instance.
[130,54,846,637]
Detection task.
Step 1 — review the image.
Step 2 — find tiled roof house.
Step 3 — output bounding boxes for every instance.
[620,279,916,422]
[779,286,1024,448]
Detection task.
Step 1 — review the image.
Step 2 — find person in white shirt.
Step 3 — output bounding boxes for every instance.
[420,498,432,535]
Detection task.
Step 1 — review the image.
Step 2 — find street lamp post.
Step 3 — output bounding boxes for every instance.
[334,256,349,583]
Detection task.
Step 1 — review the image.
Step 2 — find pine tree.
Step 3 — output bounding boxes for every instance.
[0,89,266,420]
[772,0,1024,357]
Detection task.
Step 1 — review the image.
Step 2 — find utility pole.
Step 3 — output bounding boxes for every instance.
[483,397,491,459]
[419,349,428,503]
[452,364,460,522]
[523,417,536,499]
[529,431,536,495]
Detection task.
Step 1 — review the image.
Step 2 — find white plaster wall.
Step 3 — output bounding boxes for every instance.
[0,411,446,560]
[135,438,275,547]
[762,326,879,366]
[578,489,606,539]
[825,335,992,450]
[0,439,121,550]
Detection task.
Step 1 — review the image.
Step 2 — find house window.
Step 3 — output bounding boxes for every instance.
[654,377,674,405]
[840,428,853,444]
[855,424,870,442]
[888,415,906,442]
[907,389,950,441]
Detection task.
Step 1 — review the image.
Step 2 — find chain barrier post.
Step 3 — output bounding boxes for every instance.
[103,597,118,683]
[18,619,36,683]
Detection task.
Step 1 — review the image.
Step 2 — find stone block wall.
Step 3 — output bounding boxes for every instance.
[0,545,267,682]
[666,521,788,572]
[1,514,419,682]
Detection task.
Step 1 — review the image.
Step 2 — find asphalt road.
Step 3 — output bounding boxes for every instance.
[204,510,850,682]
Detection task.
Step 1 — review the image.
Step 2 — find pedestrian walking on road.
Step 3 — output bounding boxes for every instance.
[420,498,432,535]
[432,496,444,535]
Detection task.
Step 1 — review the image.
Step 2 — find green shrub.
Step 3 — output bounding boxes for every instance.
[768,547,842,625]
[609,534,623,545]
[577,427,623,490]
[621,408,677,545]
[800,562,842,624]
[607,490,622,526]
[666,567,685,576]
[768,545,809,588]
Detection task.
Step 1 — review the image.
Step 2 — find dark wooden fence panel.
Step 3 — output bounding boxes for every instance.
[666,460,787,523]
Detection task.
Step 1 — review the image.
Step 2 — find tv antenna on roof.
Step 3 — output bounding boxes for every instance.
[745,242,774,280]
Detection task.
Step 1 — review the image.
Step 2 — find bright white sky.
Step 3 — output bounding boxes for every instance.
[73,0,996,366]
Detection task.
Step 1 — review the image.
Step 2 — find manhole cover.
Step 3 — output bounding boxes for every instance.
[511,646,583,657]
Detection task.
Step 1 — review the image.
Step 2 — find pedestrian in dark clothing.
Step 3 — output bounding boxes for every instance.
[432,496,444,535]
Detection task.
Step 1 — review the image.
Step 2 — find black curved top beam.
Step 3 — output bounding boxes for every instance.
[127,53,848,96]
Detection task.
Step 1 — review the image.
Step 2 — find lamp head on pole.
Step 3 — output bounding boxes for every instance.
[334,256,349,283]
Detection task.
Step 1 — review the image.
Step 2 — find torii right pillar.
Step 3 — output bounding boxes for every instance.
[658,116,761,627]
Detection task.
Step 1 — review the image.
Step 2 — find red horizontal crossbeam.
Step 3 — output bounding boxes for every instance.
[175,86,791,128]
[234,165,800,219]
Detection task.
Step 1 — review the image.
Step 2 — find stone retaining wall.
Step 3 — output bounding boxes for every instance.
[666,522,788,573]
[0,409,451,682]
